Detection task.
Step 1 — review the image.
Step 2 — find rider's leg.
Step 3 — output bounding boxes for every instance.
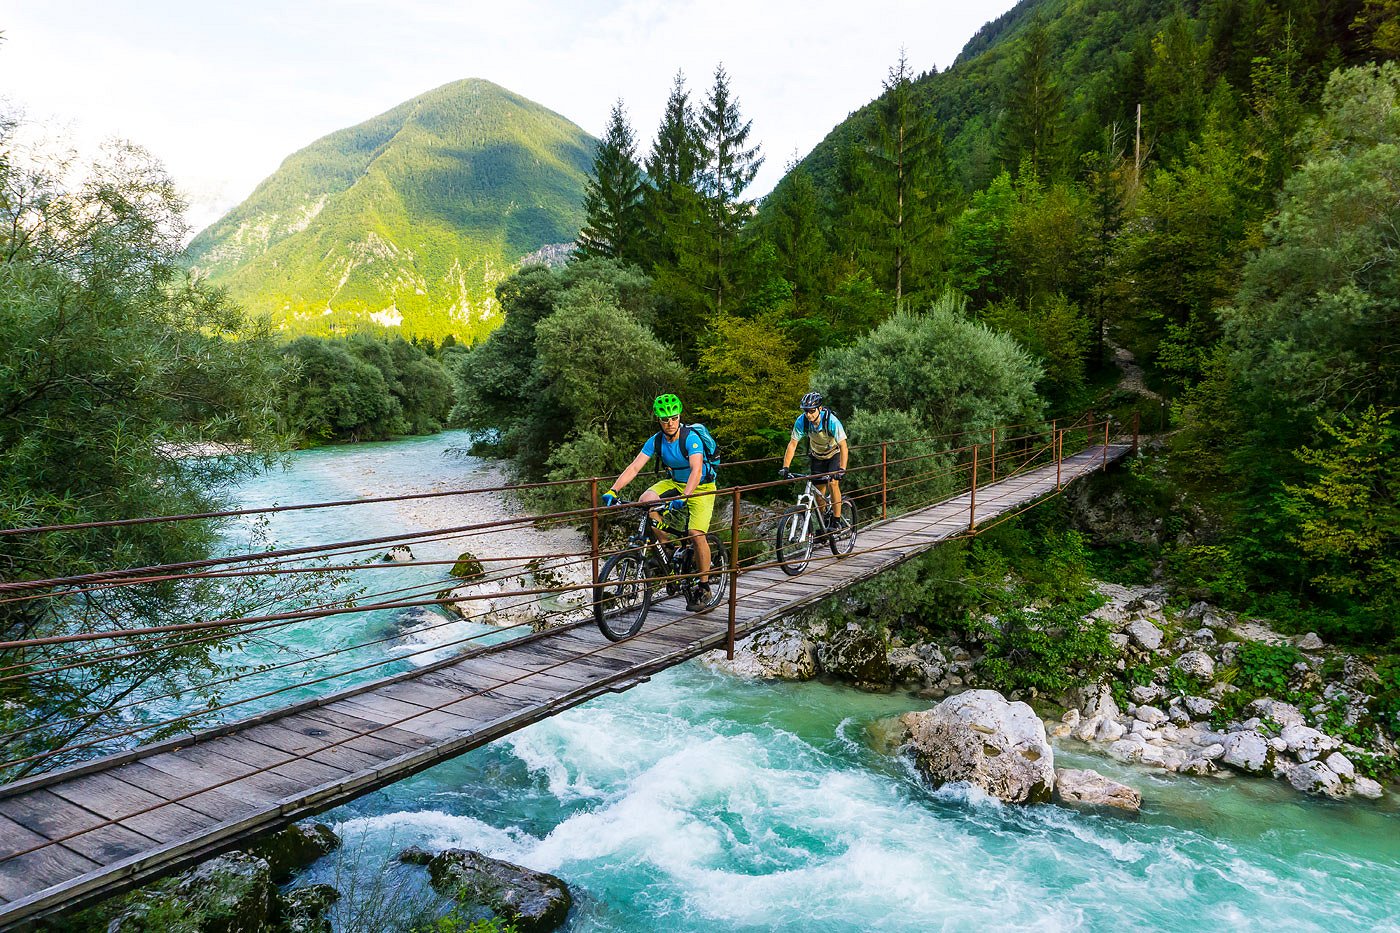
[690,528,711,583]
[686,483,716,584]
[830,479,843,519]
[637,486,668,543]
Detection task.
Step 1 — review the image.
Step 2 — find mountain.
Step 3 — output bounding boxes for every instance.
[186,79,595,342]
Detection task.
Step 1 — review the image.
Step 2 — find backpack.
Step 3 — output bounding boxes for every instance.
[800,408,835,440]
[651,423,721,483]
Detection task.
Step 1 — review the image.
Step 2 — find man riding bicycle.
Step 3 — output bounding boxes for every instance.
[602,394,718,612]
[780,391,849,527]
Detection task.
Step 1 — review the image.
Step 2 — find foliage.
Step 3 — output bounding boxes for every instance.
[577,100,647,264]
[186,79,596,342]
[995,18,1067,178]
[976,598,1115,696]
[696,312,809,462]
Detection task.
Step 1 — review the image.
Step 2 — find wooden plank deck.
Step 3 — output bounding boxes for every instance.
[0,444,1129,928]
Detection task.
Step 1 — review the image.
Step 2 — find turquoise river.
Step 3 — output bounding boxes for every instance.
[214,432,1400,932]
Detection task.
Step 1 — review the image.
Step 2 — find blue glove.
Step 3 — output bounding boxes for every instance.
[831,469,846,481]
[665,498,687,514]
[602,489,619,507]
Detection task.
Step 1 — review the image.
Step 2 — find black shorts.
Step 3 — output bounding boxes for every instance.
[808,452,841,481]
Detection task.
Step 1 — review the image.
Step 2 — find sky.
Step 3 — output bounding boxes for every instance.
[0,0,1020,236]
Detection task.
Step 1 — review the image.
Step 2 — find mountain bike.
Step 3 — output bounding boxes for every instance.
[775,472,859,575]
[593,499,731,641]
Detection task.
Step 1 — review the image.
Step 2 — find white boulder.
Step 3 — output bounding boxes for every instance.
[1053,769,1142,813]
[1285,760,1345,797]
[900,690,1055,804]
[1135,705,1167,726]
[1174,651,1216,680]
[1324,752,1355,779]
[1221,732,1273,773]
[1245,698,1306,728]
[1280,724,1339,762]
[1126,619,1163,651]
[1352,777,1384,800]
[703,627,817,680]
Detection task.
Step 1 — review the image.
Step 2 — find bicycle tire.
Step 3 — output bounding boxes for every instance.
[594,552,650,640]
[828,500,859,556]
[775,505,815,575]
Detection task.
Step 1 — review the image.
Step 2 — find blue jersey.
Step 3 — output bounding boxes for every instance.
[792,409,847,458]
[642,428,708,484]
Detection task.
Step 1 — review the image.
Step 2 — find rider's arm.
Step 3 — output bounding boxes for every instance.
[682,451,704,498]
[610,451,651,494]
[838,437,849,472]
[782,436,799,470]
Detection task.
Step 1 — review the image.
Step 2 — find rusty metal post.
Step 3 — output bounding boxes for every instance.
[880,442,888,521]
[727,487,741,660]
[969,444,979,532]
[1056,424,1062,490]
[589,478,600,587]
[990,427,997,484]
[1102,418,1110,471]
[1132,411,1140,455]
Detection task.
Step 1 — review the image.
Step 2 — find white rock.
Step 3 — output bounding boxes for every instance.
[1080,684,1121,721]
[1174,650,1216,680]
[1108,740,1144,763]
[1296,632,1325,650]
[1135,705,1167,725]
[1270,737,1288,752]
[1071,714,1103,743]
[1221,732,1273,773]
[1286,760,1345,797]
[1108,633,1130,651]
[1198,744,1226,761]
[1324,752,1355,779]
[1139,745,1169,767]
[1131,684,1167,705]
[1054,769,1142,813]
[1246,698,1306,728]
[1183,696,1216,718]
[1352,777,1384,799]
[900,690,1055,804]
[1097,718,1126,742]
[1061,708,1081,728]
[1280,724,1339,762]
[704,627,818,680]
[1180,758,1216,775]
[1126,619,1164,651]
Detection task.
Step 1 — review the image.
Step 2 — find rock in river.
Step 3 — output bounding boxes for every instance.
[900,690,1055,804]
[1053,768,1142,814]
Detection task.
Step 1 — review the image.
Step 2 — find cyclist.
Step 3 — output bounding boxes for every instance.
[779,391,849,530]
[601,394,718,612]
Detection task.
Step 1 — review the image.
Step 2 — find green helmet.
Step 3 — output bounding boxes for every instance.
[653,393,683,418]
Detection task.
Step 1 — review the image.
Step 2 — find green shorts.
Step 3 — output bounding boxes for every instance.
[646,479,718,533]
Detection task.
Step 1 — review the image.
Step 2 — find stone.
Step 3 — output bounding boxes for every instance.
[281,884,341,933]
[1174,651,1216,680]
[817,623,891,688]
[1108,739,1144,763]
[1324,752,1356,779]
[1221,732,1273,774]
[1097,718,1126,742]
[900,690,1055,804]
[449,550,485,580]
[1245,698,1306,729]
[1139,745,1169,767]
[174,852,274,933]
[1296,632,1325,651]
[1183,696,1216,719]
[1053,768,1142,813]
[1286,760,1345,797]
[1198,743,1226,761]
[1192,628,1218,646]
[1167,704,1192,726]
[1353,777,1385,800]
[1079,684,1121,721]
[250,822,341,884]
[1180,758,1216,776]
[705,627,818,680]
[1280,724,1339,762]
[1126,618,1163,651]
[1135,705,1167,726]
[382,544,414,563]
[1108,633,1131,651]
[1061,708,1081,727]
[425,849,572,933]
[1070,713,1102,742]
[1131,684,1167,705]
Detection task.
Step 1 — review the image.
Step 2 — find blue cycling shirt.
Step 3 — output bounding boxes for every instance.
[642,428,708,484]
[792,410,847,458]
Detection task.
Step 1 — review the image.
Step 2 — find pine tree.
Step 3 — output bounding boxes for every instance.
[577,100,646,264]
[996,19,1066,178]
[642,71,703,270]
[692,64,764,316]
[769,166,833,317]
[853,51,953,310]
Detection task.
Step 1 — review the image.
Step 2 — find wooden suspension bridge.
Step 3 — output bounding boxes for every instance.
[0,419,1133,928]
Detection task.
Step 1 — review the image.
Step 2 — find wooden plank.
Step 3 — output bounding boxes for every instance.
[0,842,100,904]
[0,790,104,842]
[327,696,473,741]
[298,707,432,750]
[278,712,420,760]
[0,814,49,861]
[58,822,158,866]
[106,762,248,823]
[47,773,213,847]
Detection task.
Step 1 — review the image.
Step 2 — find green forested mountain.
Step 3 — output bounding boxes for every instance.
[186,79,595,342]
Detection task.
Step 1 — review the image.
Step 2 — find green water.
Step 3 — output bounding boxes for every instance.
[227,435,1400,932]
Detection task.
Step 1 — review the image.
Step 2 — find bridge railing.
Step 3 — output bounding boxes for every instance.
[0,410,1137,780]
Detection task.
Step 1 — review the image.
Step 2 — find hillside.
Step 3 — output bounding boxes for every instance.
[185,79,595,342]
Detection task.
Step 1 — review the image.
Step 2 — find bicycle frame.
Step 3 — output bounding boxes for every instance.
[790,476,836,541]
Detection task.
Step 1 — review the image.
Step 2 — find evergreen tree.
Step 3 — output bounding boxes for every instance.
[1145,8,1208,166]
[996,19,1067,178]
[768,166,833,317]
[577,100,646,264]
[642,71,703,270]
[853,51,953,310]
[692,64,764,316]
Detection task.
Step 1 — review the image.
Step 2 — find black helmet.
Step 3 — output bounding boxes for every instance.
[800,391,823,411]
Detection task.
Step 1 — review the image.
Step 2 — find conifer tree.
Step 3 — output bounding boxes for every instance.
[854,51,953,311]
[769,166,833,317]
[642,72,703,270]
[577,100,646,264]
[996,19,1066,178]
[691,64,764,316]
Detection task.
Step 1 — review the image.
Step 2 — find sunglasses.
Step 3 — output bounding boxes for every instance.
[802,408,819,413]
[658,415,680,423]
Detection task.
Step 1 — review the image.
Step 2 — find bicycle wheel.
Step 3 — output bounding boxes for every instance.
[687,533,730,612]
[775,506,815,575]
[828,500,859,556]
[594,552,650,640]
